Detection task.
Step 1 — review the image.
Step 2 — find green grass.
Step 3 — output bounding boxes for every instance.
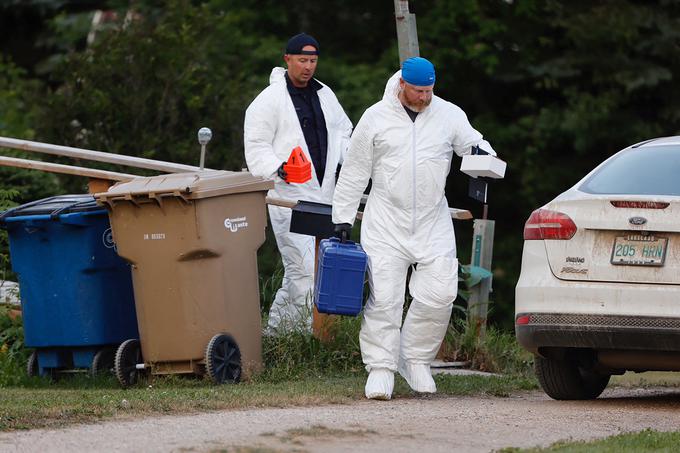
[0,372,535,431]
[435,373,537,396]
[501,429,680,452]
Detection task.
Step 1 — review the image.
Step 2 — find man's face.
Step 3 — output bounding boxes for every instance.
[399,78,434,112]
[284,45,318,87]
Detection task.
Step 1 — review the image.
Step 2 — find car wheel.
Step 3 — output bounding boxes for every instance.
[535,355,610,400]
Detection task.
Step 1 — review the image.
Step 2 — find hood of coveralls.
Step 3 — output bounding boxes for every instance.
[383,70,404,109]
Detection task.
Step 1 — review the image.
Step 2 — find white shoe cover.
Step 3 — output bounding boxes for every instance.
[365,368,394,400]
[398,361,436,393]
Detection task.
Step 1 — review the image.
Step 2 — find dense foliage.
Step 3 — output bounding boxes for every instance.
[1,0,680,327]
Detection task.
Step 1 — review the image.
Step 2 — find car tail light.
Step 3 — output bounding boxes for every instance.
[610,201,669,209]
[523,208,577,240]
[515,314,531,325]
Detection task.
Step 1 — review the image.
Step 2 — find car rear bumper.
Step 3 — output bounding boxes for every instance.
[516,241,680,319]
[515,313,680,353]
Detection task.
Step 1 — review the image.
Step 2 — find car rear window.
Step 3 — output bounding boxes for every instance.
[579,145,680,196]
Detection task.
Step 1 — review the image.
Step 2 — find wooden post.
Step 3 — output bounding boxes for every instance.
[393,0,420,64]
[87,178,115,194]
[312,237,336,341]
[467,219,495,338]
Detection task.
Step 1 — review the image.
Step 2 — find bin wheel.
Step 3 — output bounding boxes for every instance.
[205,334,241,385]
[91,348,116,376]
[26,351,38,377]
[114,339,143,388]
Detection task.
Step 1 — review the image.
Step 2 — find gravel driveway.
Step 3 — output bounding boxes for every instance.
[2,386,680,452]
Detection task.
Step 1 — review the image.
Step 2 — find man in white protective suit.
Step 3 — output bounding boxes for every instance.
[244,33,352,334]
[332,57,495,400]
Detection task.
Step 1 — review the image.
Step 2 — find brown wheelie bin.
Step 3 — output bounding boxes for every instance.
[95,171,273,387]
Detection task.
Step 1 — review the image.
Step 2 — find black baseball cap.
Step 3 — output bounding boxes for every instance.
[285,33,320,55]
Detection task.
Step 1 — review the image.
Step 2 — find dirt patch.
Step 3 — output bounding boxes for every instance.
[2,386,680,452]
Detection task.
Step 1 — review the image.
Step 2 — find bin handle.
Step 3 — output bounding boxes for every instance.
[49,198,96,220]
[0,195,63,225]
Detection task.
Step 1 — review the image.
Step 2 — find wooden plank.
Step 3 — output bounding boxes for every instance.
[359,195,472,220]
[266,195,472,220]
[0,155,137,181]
[312,236,336,342]
[264,196,298,209]
[0,136,202,173]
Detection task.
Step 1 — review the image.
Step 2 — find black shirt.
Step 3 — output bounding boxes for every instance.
[285,73,328,185]
[403,104,419,122]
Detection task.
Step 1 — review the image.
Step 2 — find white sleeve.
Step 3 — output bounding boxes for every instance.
[337,109,353,165]
[325,88,353,165]
[450,107,496,157]
[332,111,374,225]
[243,91,284,179]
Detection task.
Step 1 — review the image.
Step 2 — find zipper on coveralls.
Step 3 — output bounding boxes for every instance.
[411,121,417,234]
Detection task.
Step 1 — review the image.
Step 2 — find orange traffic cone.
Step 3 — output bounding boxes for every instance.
[283,146,312,183]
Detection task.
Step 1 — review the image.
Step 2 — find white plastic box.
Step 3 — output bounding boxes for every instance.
[460,154,507,179]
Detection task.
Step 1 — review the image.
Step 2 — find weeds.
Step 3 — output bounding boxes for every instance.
[440,306,533,377]
[259,262,283,317]
[259,315,363,382]
[0,188,18,281]
[430,262,534,377]
[0,305,28,387]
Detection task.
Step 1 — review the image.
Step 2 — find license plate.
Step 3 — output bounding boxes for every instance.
[611,234,668,266]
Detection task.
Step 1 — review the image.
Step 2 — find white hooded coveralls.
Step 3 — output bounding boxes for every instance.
[245,67,352,332]
[332,71,494,372]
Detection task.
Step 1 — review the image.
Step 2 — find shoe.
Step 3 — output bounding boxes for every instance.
[398,360,436,393]
[365,368,394,400]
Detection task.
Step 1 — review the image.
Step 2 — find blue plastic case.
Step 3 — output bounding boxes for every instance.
[314,238,368,316]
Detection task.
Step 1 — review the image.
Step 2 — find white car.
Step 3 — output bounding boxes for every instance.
[515,136,680,400]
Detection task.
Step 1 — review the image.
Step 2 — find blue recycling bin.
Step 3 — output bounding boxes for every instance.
[0,195,138,377]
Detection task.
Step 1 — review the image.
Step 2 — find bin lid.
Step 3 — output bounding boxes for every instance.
[0,195,102,222]
[94,170,273,204]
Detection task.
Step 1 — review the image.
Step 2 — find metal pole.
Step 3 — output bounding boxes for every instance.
[0,136,202,173]
[197,127,212,171]
[468,219,495,339]
[393,0,420,64]
[0,155,136,181]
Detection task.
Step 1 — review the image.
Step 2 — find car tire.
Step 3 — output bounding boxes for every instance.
[535,355,610,400]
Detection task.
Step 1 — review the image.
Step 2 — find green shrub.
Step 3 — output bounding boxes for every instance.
[0,188,18,281]
[0,306,28,387]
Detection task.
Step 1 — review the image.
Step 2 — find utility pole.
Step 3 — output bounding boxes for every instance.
[393,0,419,63]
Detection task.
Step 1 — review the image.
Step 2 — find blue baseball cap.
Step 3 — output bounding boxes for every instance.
[401,57,436,86]
[285,33,320,55]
